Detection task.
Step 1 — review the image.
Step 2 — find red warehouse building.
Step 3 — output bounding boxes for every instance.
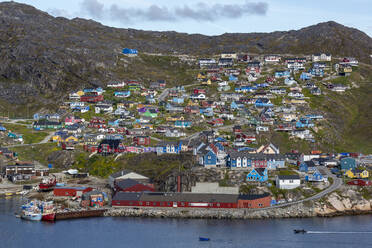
[54,187,93,197]
[237,193,271,208]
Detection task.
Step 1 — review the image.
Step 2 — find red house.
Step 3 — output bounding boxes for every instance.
[347,179,372,186]
[194,88,206,94]
[208,118,224,126]
[233,125,242,134]
[54,187,93,197]
[133,136,150,146]
[115,179,155,192]
[80,93,104,103]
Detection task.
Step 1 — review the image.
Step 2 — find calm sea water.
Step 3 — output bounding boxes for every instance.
[1,197,372,248]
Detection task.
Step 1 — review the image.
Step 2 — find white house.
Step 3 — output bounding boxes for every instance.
[264,55,281,63]
[276,175,301,189]
[190,93,206,100]
[221,52,237,59]
[312,53,332,62]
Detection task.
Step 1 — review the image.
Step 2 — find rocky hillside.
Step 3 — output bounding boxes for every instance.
[0,2,371,112]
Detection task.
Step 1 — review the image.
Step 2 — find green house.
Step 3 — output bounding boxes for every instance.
[33,120,63,130]
[142,109,158,118]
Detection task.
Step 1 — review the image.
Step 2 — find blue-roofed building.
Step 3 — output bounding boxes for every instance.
[122,48,138,56]
[300,72,312,80]
[305,169,326,182]
[275,70,290,78]
[255,98,273,108]
[246,168,268,182]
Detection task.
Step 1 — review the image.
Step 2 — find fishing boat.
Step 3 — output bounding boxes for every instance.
[21,211,42,221]
[294,229,307,234]
[38,176,56,191]
[41,201,55,221]
[199,237,210,241]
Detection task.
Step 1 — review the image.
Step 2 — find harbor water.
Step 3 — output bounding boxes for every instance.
[1,197,372,248]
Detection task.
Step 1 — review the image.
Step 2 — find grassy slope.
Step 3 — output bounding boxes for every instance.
[3,123,49,144]
[12,143,59,165]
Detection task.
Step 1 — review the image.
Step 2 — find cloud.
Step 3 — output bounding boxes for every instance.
[78,0,268,23]
[175,2,268,21]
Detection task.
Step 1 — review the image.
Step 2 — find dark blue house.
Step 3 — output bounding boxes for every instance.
[198,150,218,168]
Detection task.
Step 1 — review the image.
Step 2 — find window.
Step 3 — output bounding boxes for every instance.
[217,203,220,207]
[167,202,171,206]
[258,203,263,207]
[289,180,294,183]
[146,202,150,206]
[139,201,143,205]
[208,156,211,159]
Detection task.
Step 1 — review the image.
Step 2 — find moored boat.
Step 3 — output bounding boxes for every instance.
[199,237,210,241]
[42,212,56,221]
[21,211,42,221]
[38,176,56,191]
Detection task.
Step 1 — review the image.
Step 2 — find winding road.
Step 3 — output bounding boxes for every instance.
[268,167,343,209]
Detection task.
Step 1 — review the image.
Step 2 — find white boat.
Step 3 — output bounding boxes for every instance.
[21,211,42,221]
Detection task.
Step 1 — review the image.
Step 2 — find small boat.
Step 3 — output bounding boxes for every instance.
[5,192,13,196]
[199,237,210,241]
[294,229,307,234]
[21,211,42,221]
[39,176,56,191]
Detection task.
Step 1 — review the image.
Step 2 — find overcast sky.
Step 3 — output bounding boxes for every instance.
[6,0,372,36]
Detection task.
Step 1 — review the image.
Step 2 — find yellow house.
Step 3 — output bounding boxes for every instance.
[345,169,369,179]
[197,73,206,80]
[187,100,199,106]
[201,79,212,85]
[76,90,84,96]
[166,116,185,122]
[52,134,63,143]
[64,135,79,143]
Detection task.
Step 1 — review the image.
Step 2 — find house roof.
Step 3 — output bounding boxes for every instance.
[116,179,147,190]
[112,192,142,201]
[238,193,270,200]
[277,175,300,180]
[110,170,149,180]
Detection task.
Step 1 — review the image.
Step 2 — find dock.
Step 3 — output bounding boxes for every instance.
[55,209,107,220]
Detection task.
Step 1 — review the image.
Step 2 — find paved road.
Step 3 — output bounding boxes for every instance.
[157,88,170,102]
[267,167,342,209]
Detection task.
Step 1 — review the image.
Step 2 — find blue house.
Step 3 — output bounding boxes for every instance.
[231,101,239,110]
[300,72,312,80]
[156,141,182,155]
[296,117,314,128]
[309,68,324,77]
[122,48,138,56]
[299,161,316,172]
[246,168,268,182]
[340,157,356,170]
[114,91,131,98]
[229,74,238,81]
[199,150,218,167]
[108,120,120,127]
[255,98,273,108]
[0,125,6,132]
[200,107,213,117]
[172,97,184,104]
[175,120,192,128]
[266,157,286,170]
[255,83,269,88]
[305,169,325,182]
[275,70,290,78]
